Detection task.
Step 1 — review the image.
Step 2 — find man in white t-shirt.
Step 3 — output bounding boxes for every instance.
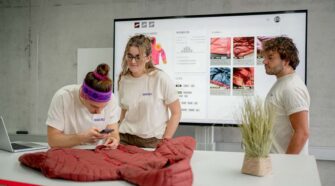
[46,64,120,148]
[262,37,310,154]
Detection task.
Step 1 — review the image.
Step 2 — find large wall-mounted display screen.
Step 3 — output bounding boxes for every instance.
[113,10,307,125]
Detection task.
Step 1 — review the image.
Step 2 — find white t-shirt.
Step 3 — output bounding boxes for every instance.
[265,73,310,154]
[118,70,179,139]
[46,85,120,134]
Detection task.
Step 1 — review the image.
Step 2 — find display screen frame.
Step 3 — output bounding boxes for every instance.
[113,10,308,126]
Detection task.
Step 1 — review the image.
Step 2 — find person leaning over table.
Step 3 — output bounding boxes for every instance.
[262,36,310,154]
[46,63,120,148]
[117,34,181,148]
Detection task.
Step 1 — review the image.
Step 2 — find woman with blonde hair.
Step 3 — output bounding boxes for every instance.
[118,34,181,148]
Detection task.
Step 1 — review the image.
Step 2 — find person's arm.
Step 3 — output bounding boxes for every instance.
[119,109,127,124]
[103,123,120,149]
[163,99,181,139]
[47,126,104,148]
[286,111,309,154]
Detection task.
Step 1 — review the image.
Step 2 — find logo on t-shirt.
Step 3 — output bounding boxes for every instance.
[93,118,105,122]
[142,92,152,96]
[92,114,105,122]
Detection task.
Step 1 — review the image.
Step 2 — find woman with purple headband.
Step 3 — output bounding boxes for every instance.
[117,34,181,148]
[46,64,120,148]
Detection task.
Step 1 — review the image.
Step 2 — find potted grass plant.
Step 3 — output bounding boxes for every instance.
[240,97,274,176]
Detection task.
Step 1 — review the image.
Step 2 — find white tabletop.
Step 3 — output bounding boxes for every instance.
[192,151,321,186]
[0,148,321,186]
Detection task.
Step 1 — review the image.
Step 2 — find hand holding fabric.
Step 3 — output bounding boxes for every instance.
[104,136,119,149]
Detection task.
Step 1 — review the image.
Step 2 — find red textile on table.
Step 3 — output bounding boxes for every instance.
[19,136,196,186]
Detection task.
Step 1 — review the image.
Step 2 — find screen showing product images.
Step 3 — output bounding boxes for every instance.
[113,10,307,125]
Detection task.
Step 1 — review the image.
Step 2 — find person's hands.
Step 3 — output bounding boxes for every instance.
[103,136,119,149]
[80,127,106,144]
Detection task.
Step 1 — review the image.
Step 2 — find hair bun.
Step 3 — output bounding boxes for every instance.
[96,63,110,75]
[94,63,110,80]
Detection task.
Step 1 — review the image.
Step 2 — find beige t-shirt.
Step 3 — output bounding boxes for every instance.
[265,73,310,155]
[118,70,179,139]
[46,85,120,134]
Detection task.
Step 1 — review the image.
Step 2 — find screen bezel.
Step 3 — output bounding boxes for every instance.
[113,10,308,126]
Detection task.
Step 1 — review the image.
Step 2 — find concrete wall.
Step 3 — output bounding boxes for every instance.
[1,0,335,154]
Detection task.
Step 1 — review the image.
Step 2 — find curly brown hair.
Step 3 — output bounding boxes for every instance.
[262,36,300,70]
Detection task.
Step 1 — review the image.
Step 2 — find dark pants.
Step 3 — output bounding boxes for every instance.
[120,133,162,148]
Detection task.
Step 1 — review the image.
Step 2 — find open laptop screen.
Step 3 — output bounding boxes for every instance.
[0,116,47,153]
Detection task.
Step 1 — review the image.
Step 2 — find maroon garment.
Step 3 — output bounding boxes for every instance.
[19,136,196,186]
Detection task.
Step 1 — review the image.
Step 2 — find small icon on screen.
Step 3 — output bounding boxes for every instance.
[149,21,155,28]
[134,22,140,28]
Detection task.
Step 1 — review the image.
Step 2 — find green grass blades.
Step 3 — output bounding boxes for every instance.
[240,97,274,158]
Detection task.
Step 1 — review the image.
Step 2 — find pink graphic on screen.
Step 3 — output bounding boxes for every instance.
[151,37,167,65]
[210,38,231,57]
[233,37,254,58]
[233,67,254,88]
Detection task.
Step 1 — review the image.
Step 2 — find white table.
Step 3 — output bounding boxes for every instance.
[192,151,321,186]
[0,148,321,186]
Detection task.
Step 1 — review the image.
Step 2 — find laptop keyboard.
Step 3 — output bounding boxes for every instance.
[11,143,30,150]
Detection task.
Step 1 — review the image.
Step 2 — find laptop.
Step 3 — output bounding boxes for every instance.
[0,116,48,152]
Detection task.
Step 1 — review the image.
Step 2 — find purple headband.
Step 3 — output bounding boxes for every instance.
[82,82,112,102]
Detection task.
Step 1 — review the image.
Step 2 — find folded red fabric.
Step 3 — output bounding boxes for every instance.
[19,136,196,186]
